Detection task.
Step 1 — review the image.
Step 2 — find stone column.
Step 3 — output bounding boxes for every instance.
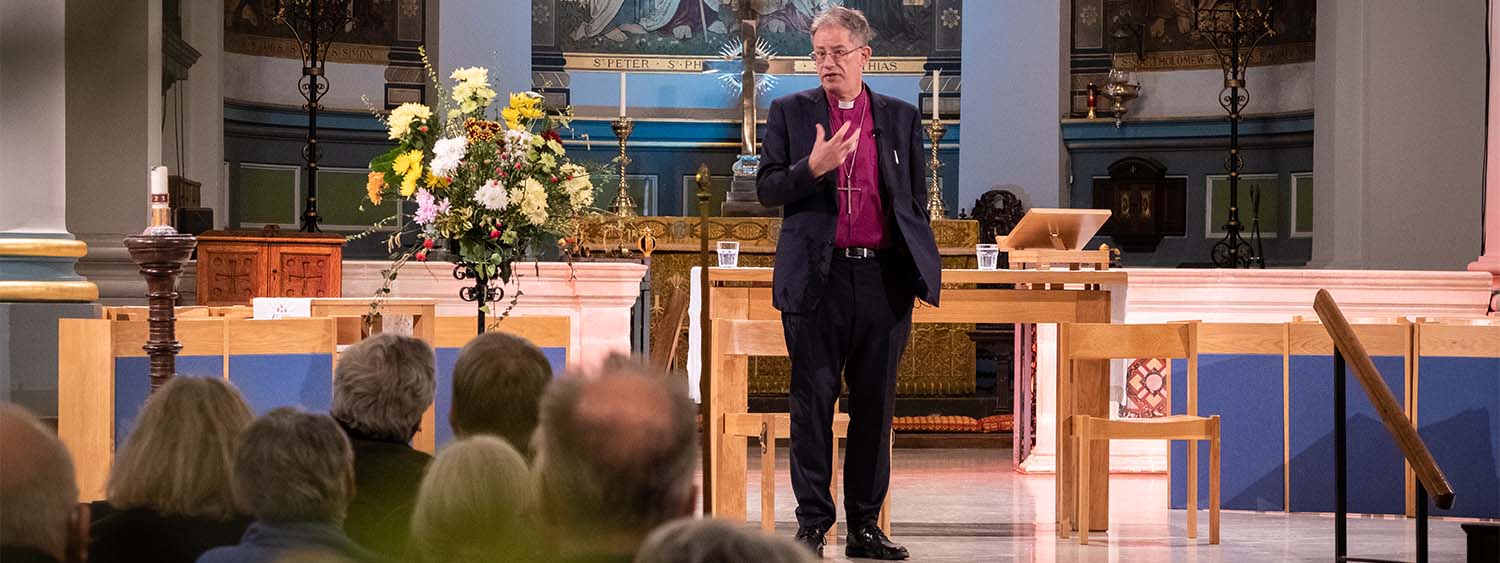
[0,0,101,416]
[1469,0,1500,313]
[67,0,164,304]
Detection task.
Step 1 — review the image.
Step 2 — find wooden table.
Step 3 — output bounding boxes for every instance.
[703,267,1125,532]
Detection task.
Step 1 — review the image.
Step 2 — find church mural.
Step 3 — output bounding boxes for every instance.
[1073,0,1315,72]
[224,0,425,65]
[540,0,961,74]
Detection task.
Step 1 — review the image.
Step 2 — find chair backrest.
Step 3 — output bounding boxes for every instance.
[1060,322,1199,415]
[1061,323,1196,360]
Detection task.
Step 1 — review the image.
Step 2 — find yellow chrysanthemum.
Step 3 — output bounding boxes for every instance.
[508,92,539,110]
[399,169,421,197]
[392,150,423,176]
[365,172,385,205]
[501,107,523,131]
[424,172,450,189]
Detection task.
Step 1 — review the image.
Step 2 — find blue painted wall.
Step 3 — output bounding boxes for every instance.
[958,0,1064,210]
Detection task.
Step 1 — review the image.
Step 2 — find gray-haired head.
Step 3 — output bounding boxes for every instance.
[108,375,253,520]
[634,517,816,563]
[811,5,875,46]
[332,334,436,442]
[532,355,697,544]
[412,435,532,562]
[0,403,81,560]
[233,407,354,524]
[450,331,552,455]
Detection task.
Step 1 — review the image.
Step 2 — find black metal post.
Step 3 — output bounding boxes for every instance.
[1416,483,1428,563]
[1225,3,1243,267]
[475,273,487,334]
[278,1,353,232]
[300,0,321,232]
[1335,349,1348,561]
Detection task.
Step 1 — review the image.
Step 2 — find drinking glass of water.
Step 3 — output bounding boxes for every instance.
[975,244,1000,271]
[717,241,740,268]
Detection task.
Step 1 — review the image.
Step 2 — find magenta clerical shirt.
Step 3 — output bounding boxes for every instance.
[827,88,889,249]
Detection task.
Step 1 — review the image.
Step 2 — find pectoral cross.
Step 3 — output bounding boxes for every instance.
[837,183,861,215]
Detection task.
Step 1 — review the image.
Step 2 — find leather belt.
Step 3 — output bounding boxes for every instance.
[836,247,881,259]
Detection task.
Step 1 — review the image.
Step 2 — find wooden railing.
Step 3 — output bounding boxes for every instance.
[1312,289,1455,563]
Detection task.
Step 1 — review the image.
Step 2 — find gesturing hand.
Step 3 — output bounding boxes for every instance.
[808,122,861,178]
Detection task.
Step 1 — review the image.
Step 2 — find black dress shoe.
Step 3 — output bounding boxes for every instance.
[845,524,909,560]
[794,527,826,558]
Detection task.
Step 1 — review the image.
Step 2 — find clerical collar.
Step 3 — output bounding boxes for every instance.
[837,98,856,110]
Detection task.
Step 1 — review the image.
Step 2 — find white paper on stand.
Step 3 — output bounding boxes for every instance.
[252,298,312,319]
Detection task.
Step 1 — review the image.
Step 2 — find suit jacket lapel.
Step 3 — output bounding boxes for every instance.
[807,88,830,147]
[867,88,901,205]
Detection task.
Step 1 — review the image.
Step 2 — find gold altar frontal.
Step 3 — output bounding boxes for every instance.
[579,215,980,396]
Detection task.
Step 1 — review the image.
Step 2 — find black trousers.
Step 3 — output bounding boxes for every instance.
[784,254,914,531]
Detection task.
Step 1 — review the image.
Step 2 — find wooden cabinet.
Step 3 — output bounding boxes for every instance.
[195,229,344,306]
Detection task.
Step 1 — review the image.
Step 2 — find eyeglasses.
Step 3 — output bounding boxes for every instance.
[809,46,865,63]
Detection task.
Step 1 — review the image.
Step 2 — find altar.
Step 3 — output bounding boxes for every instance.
[341,260,647,371]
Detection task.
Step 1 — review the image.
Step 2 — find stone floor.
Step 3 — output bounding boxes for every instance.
[697,446,1471,562]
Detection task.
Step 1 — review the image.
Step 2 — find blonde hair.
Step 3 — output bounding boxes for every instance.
[107,376,252,520]
[411,436,532,562]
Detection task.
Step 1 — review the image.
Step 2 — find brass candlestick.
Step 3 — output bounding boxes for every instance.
[925,119,948,221]
[610,117,639,216]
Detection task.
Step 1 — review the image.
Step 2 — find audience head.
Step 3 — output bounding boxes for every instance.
[232,407,355,525]
[634,518,816,563]
[450,332,552,453]
[411,436,532,562]
[107,375,252,520]
[332,333,436,442]
[532,354,697,551]
[0,403,87,563]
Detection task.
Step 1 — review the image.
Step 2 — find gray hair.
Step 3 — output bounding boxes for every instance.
[811,6,875,46]
[0,403,78,557]
[332,334,436,442]
[412,436,532,562]
[233,407,354,524]
[634,517,816,563]
[450,332,552,454]
[532,355,697,538]
[108,376,253,520]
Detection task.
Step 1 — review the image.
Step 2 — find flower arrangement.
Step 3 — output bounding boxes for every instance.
[361,50,595,318]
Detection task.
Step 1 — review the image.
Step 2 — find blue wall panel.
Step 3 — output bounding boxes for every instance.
[1169,354,1285,511]
[1288,355,1407,515]
[228,354,334,416]
[1416,356,1500,518]
[432,346,568,450]
[112,358,223,449]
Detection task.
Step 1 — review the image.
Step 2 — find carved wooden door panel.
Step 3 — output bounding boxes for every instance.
[269,245,342,298]
[197,243,266,306]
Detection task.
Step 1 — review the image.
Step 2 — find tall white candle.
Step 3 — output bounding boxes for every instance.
[150,166,168,198]
[932,69,941,121]
[619,72,627,117]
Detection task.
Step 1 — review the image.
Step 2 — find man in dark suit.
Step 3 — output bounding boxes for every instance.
[756,7,940,560]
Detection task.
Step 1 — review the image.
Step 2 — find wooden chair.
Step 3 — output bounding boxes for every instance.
[1058,322,1221,545]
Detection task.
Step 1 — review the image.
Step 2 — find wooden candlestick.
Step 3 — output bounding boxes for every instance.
[123,232,198,392]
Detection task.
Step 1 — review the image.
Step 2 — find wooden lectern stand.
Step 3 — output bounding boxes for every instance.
[997,208,1113,271]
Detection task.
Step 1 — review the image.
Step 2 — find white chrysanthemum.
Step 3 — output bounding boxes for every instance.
[429,137,468,178]
[387,103,431,140]
[502,129,533,158]
[510,178,549,226]
[559,164,594,209]
[475,179,509,210]
[452,82,496,113]
[450,66,489,85]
